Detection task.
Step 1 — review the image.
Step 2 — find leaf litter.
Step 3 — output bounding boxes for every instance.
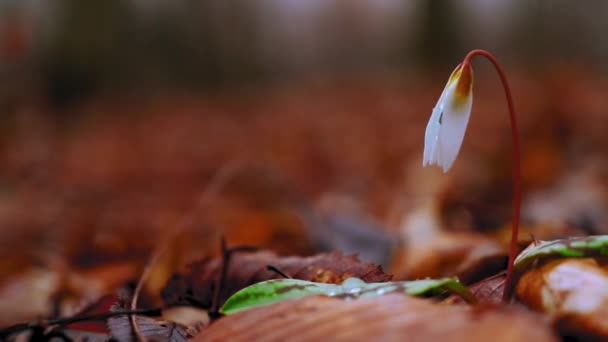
[3,74,608,340]
[198,294,557,342]
[107,297,203,342]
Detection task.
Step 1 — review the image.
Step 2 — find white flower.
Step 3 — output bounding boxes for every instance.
[423,63,474,172]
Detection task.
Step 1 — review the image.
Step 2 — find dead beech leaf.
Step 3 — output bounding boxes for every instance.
[445,272,506,305]
[392,229,504,281]
[198,294,557,342]
[516,258,608,338]
[0,261,136,326]
[468,272,506,304]
[107,300,202,342]
[108,314,192,342]
[454,242,507,284]
[161,251,391,308]
[394,190,508,280]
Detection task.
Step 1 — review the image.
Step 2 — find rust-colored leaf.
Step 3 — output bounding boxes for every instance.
[445,272,506,305]
[107,298,203,342]
[516,258,608,339]
[198,294,557,342]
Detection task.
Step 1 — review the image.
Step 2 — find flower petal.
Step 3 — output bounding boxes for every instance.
[438,88,473,172]
[423,64,474,172]
[423,104,442,167]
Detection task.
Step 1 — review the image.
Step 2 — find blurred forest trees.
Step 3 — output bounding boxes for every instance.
[1,0,608,111]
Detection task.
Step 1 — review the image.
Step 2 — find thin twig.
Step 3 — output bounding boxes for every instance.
[130,160,244,340]
[209,240,258,318]
[530,233,539,246]
[209,237,228,319]
[0,307,161,339]
[266,265,292,279]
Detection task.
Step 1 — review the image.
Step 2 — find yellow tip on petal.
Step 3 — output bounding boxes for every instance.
[450,63,474,109]
[455,63,473,97]
[447,63,464,84]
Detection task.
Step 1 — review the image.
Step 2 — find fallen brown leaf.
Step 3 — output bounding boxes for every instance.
[446,272,506,305]
[454,242,507,284]
[197,293,557,342]
[107,298,203,342]
[516,258,608,339]
[392,229,504,280]
[0,261,137,326]
[108,314,192,342]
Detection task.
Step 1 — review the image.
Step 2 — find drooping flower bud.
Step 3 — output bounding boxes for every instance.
[423,62,474,172]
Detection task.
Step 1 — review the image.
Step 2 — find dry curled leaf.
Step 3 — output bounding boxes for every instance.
[198,293,557,342]
[468,272,506,304]
[394,189,509,280]
[108,314,192,342]
[393,229,504,281]
[445,272,506,305]
[161,250,391,308]
[107,299,202,342]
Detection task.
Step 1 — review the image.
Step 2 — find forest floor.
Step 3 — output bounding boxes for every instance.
[2,67,608,340]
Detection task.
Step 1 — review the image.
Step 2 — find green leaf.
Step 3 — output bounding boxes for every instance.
[220,279,336,315]
[514,235,608,272]
[220,277,475,315]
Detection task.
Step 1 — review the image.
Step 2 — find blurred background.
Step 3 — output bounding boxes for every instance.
[2,0,608,324]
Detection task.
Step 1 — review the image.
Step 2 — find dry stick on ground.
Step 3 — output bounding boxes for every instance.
[0,307,161,340]
[209,239,258,318]
[266,265,292,279]
[129,160,244,341]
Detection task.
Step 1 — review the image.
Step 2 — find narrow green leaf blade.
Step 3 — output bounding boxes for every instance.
[514,235,608,272]
[403,278,477,304]
[220,279,337,315]
[221,277,476,315]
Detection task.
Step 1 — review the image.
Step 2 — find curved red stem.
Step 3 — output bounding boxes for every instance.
[463,50,521,302]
